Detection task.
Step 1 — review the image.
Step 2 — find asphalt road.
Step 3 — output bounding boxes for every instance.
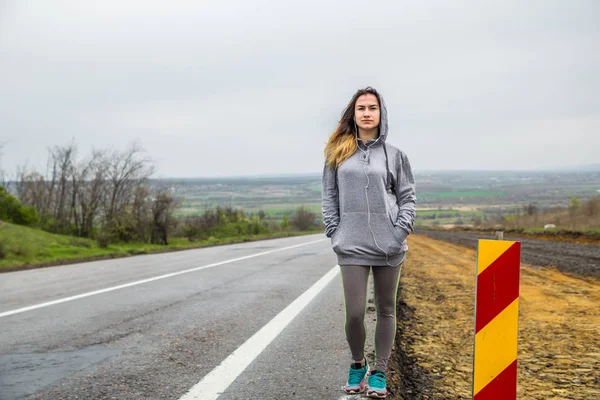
[0,235,373,400]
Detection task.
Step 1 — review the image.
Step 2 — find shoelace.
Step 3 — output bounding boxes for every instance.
[348,366,366,384]
[369,372,386,389]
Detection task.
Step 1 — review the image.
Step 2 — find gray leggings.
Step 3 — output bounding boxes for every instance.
[340,264,402,374]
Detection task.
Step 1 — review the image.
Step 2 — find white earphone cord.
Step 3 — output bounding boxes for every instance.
[357,140,396,267]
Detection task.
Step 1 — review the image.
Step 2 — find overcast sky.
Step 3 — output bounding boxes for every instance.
[1,0,599,178]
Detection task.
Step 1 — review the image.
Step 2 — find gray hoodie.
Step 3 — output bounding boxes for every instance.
[321,95,416,267]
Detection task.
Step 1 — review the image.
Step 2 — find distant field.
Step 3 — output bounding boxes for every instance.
[180,206,484,225]
[418,191,505,199]
[415,208,485,228]
[161,170,600,229]
[417,209,484,216]
[176,202,322,220]
[169,175,322,219]
[261,204,321,216]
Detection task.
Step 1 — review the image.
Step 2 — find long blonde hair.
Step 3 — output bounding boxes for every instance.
[325,87,382,168]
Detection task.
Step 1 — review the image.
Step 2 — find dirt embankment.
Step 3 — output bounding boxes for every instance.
[388,234,600,400]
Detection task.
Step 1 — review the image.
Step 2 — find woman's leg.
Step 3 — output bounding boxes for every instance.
[372,263,403,374]
[340,265,371,362]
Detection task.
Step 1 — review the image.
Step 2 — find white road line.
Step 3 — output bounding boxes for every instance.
[178,264,340,400]
[0,238,327,319]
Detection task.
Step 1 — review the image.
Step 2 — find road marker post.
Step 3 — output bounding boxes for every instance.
[473,239,521,399]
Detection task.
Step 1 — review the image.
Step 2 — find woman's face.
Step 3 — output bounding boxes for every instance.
[354,94,380,132]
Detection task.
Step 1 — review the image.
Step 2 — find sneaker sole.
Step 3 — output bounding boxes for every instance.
[366,390,387,398]
[344,386,365,394]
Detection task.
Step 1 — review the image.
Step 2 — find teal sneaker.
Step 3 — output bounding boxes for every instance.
[366,370,388,398]
[343,359,369,394]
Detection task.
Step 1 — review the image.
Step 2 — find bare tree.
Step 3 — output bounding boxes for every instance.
[132,183,151,242]
[15,140,159,242]
[49,142,77,231]
[104,142,155,231]
[16,167,49,220]
[74,150,108,237]
[151,188,178,245]
[42,147,59,224]
[15,142,78,232]
[0,142,6,188]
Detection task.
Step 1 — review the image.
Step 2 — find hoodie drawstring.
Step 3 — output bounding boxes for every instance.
[355,132,395,194]
[383,144,395,193]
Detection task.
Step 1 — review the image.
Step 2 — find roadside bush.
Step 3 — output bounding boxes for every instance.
[0,240,6,260]
[291,206,317,231]
[96,232,111,248]
[183,224,202,241]
[0,186,40,226]
[108,219,138,243]
[14,205,40,226]
[179,207,273,240]
[238,216,269,236]
[68,238,92,248]
[281,214,290,230]
[12,245,31,257]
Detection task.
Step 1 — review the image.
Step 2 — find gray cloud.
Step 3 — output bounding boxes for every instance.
[1,0,599,177]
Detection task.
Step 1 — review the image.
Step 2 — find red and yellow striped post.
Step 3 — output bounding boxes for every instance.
[473,239,521,399]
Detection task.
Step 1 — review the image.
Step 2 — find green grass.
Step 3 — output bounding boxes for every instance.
[0,222,321,272]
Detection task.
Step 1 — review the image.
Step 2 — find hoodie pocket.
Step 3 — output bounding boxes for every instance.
[332,212,404,258]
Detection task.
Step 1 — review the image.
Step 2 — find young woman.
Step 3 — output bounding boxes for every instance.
[322,87,416,398]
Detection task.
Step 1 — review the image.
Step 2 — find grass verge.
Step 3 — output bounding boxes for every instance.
[0,222,322,273]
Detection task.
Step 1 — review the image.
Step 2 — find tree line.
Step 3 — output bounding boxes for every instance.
[0,141,320,246]
[7,141,176,245]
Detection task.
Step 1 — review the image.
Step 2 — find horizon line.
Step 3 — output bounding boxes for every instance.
[152,165,600,180]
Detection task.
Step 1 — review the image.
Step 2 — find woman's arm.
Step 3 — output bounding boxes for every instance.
[394,151,417,241]
[321,162,340,238]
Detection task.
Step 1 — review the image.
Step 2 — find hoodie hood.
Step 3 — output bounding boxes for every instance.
[356,92,389,148]
[378,94,389,143]
[355,92,393,191]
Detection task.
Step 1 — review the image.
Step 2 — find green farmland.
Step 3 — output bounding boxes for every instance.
[418,191,505,199]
